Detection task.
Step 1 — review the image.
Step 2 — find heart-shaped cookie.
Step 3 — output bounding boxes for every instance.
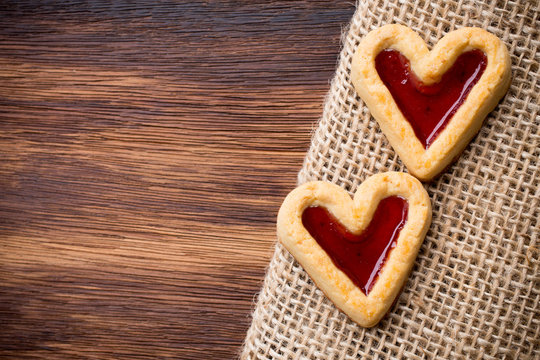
[351,25,511,181]
[277,172,431,327]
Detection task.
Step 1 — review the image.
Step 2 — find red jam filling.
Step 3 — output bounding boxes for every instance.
[375,49,487,148]
[302,196,408,295]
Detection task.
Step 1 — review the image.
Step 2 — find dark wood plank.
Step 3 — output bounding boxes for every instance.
[0,1,355,358]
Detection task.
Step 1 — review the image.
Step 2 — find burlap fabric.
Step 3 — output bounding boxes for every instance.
[242,0,539,358]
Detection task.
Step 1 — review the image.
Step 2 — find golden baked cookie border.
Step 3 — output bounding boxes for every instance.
[277,172,432,327]
[351,24,511,181]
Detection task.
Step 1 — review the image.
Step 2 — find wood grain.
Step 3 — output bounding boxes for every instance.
[0,1,355,358]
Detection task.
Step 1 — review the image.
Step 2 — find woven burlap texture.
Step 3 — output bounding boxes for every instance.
[242,0,539,359]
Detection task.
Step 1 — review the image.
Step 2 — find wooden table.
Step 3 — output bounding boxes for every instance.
[0,1,355,358]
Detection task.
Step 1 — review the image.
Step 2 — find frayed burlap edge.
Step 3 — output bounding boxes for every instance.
[242,0,539,359]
